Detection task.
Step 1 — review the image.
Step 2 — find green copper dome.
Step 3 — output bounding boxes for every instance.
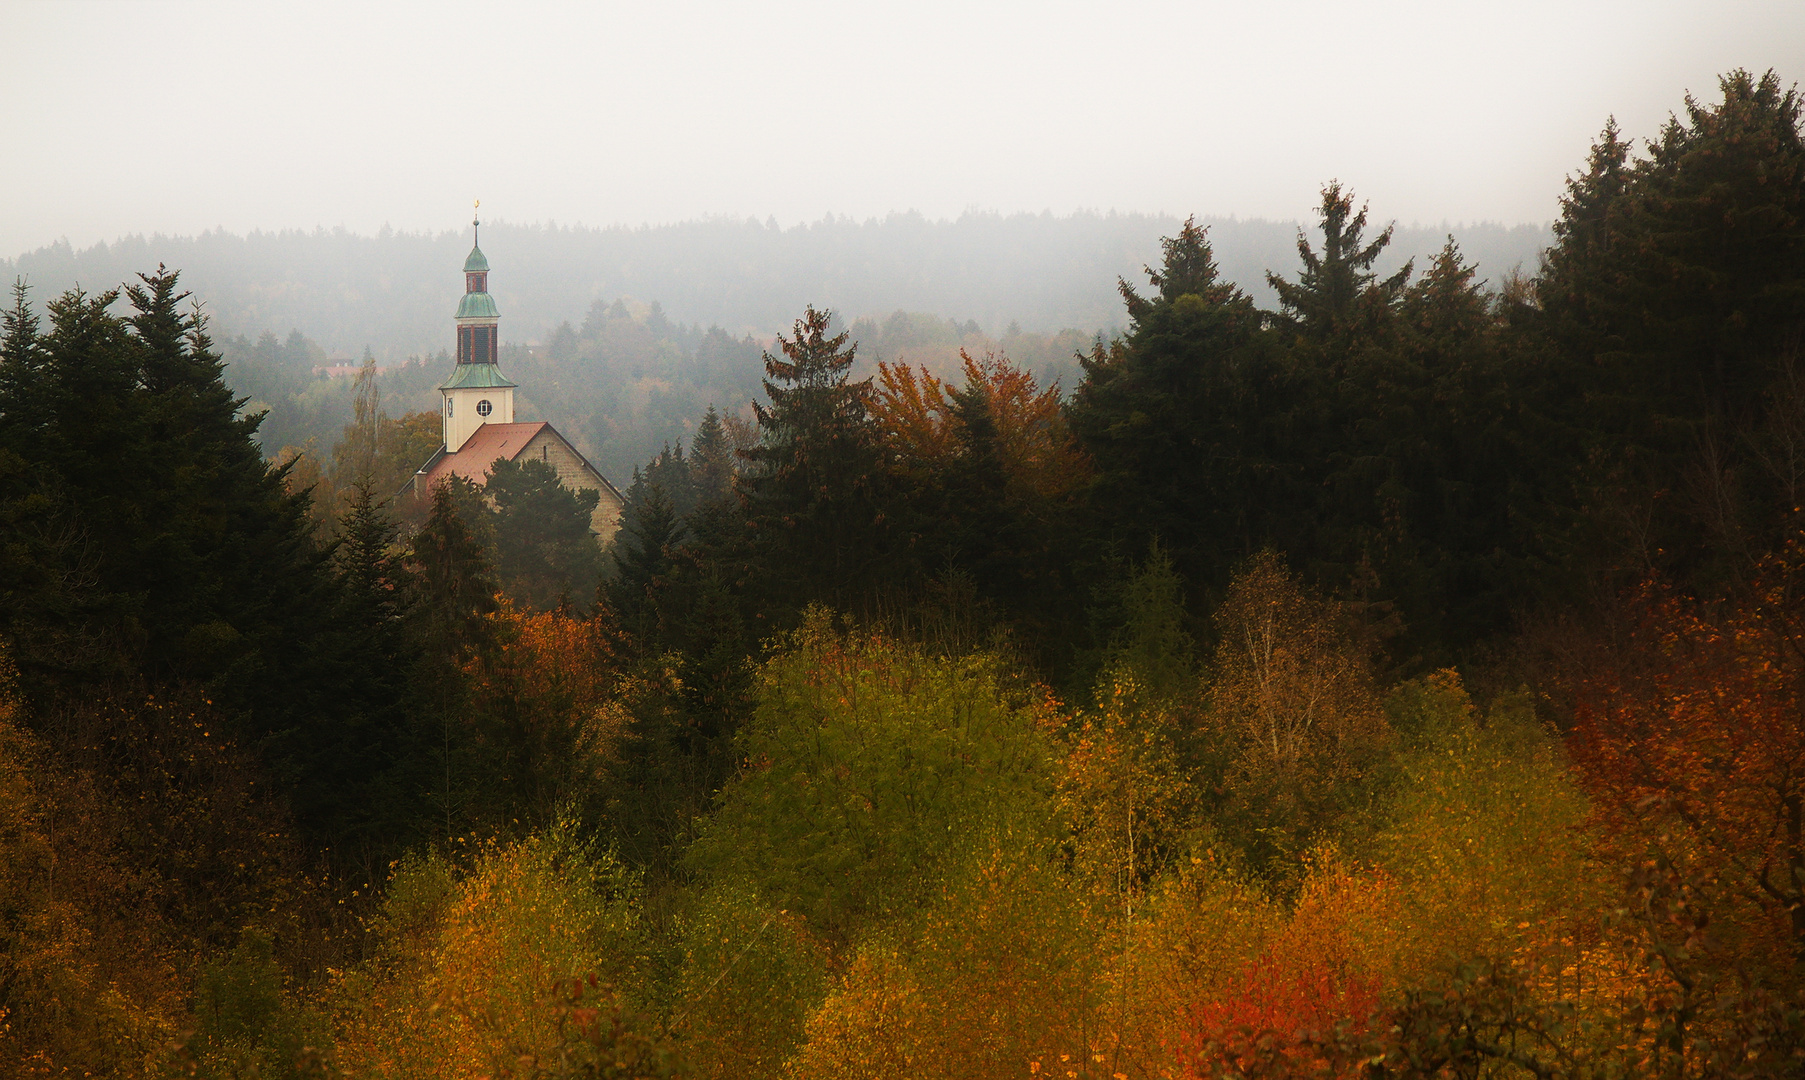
[439,362,516,390]
[456,291,500,320]
[464,244,490,272]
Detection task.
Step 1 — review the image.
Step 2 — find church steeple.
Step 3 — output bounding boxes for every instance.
[440,201,515,452]
[455,202,500,364]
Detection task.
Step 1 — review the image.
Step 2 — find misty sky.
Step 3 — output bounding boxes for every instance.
[6,0,1803,260]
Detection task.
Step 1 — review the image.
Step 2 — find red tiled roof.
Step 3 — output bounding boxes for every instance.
[416,421,549,491]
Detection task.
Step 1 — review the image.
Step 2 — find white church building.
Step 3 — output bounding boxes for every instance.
[407,215,624,545]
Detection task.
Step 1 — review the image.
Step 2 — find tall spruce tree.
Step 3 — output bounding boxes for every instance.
[403,481,499,842]
[1267,182,1412,350]
[0,269,429,856]
[0,280,48,446]
[740,306,889,615]
[688,406,736,512]
[299,478,422,854]
[606,476,681,640]
[1537,69,1805,583]
[1068,220,1284,603]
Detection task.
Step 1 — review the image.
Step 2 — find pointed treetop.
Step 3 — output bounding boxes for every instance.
[1118,216,1242,324]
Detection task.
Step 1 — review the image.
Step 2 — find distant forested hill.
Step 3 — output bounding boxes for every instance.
[4,212,1549,357]
[3,212,1549,484]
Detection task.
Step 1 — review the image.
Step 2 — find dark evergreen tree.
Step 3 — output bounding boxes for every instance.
[1266,182,1412,347]
[629,444,696,521]
[407,479,499,659]
[739,306,889,616]
[1537,69,1805,584]
[402,480,499,842]
[485,457,603,611]
[606,477,682,640]
[0,268,441,861]
[688,406,735,512]
[0,280,49,446]
[0,282,121,683]
[292,478,424,858]
[1068,220,1285,605]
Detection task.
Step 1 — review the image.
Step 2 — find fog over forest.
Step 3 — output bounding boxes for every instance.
[4,211,1549,353]
[2,211,1548,480]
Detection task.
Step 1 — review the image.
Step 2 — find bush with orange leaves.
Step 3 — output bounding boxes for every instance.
[1566,580,1805,972]
[1176,956,1381,1080]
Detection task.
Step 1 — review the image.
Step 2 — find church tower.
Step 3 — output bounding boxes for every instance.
[408,205,626,547]
[440,205,516,453]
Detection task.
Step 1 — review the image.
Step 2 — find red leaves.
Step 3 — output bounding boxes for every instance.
[1178,956,1381,1080]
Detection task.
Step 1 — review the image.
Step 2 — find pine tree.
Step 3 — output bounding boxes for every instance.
[0,279,48,448]
[294,478,420,852]
[1118,215,1240,321]
[1266,182,1412,345]
[607,477,682,639]
[403,481,499,843]
[485,457,603,611]
[0,281,117,683]
[406,480,499,668]
[689,406,735,512]
[1536,70,1805,583]
[740,306,889,615]
[1068,221,1281,602]
[336,476,406,626]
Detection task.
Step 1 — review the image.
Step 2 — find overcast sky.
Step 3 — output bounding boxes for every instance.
[5,0,1803,259]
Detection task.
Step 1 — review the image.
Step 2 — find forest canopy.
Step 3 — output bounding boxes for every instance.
[2,69,1805,1080]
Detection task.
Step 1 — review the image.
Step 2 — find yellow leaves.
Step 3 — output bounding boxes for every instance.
[328,828,643,1079]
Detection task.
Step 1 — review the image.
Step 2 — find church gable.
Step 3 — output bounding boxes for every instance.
[517,426,625,545]
[410,421,624,546]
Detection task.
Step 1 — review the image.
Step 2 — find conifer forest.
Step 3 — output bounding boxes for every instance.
[7,70,1805,1079]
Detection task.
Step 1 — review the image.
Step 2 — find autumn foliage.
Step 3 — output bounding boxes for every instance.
[10,68,1805,1079]
[1567,578,1805,967]
[1178,958,1381,1080]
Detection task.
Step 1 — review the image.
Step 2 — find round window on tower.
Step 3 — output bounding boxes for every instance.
[476,399,493,417]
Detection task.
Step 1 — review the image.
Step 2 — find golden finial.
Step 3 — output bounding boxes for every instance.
[473,199,481,242]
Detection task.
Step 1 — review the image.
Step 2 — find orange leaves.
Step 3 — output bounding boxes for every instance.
[872,350,1091,501]
[872,361,954,470]
[1565,583,1805,962]
[471,602,624,714]
[463,603,634,822]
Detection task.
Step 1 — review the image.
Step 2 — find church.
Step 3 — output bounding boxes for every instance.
[406,215,625,546]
